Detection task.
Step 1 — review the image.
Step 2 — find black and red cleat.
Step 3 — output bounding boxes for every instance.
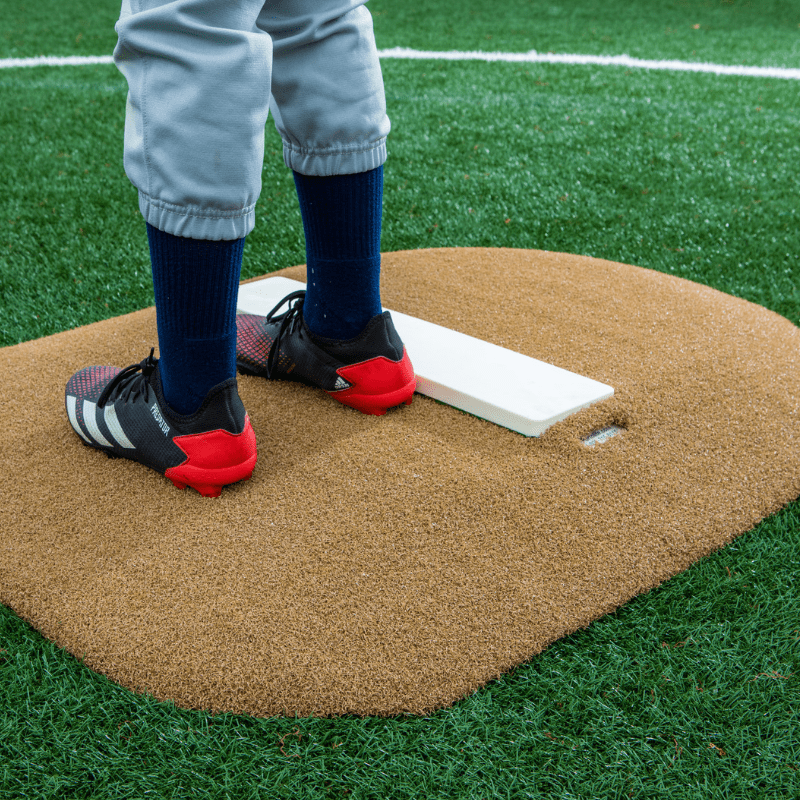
[64,349,257,497]
[236,290,416,416]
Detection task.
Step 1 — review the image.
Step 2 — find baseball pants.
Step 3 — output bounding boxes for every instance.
[113,0,391,241]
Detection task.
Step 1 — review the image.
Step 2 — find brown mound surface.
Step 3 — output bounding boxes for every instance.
[1,248,798,717]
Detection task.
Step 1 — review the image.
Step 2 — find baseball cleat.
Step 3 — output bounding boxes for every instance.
[64,349,257,497]
[236,290,416,415]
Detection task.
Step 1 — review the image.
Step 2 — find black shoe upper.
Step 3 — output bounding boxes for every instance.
[65,350,248,475]
[236,291,405,392]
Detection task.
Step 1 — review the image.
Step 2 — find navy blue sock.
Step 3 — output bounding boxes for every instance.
[146,223,244,415]
[292,166,383,340]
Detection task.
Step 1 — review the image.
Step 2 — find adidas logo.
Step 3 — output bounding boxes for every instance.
[66,396,136,450]
[333,376,351,391]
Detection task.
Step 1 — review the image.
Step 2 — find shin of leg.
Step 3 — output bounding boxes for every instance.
[147,224,245,415]
[293,168,383,340]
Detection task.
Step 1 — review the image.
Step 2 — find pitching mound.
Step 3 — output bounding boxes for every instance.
[1,248,798,717]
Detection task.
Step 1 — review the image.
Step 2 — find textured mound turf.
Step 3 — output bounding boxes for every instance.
[1,248,797,717]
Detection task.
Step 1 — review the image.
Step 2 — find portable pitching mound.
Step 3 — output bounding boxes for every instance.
[1,248,797,718]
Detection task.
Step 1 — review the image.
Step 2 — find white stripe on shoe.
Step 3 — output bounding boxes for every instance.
[104,402,136,449]
[82,400,114,448]
[66,395,92,443]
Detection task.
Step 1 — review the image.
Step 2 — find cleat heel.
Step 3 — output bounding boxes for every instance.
[236,296,417,416]
[165,416,257,496]
[332,350,416,415]
[331,378,416,416]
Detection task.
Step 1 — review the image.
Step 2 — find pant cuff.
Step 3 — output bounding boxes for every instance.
[139,193,257,241]
[283,138,387,177]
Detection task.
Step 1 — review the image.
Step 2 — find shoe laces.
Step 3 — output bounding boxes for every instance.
[97,348,157,408]
[264,290,307,379]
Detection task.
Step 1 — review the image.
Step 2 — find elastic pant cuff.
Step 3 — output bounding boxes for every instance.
[283,138,387,177]
[139,193,256,241]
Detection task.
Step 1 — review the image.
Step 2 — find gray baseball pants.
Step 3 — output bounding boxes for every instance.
[113,0,390,240]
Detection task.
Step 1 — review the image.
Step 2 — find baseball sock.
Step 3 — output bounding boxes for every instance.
[146,223,244,416]
[292,166,383,340]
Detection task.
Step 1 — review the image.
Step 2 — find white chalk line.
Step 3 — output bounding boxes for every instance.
[1,55,115,68]
[2,49,799,80]
[380,48,800,80]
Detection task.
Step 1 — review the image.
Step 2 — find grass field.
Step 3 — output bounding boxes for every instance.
[1,1,799,797]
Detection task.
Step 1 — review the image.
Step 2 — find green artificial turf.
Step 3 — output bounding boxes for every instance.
[369,0,800,68]
[1,1,799,797]
[2,60,799,345]
[0,1,119,60]
[3,0,800,66]
[380,61,800,326]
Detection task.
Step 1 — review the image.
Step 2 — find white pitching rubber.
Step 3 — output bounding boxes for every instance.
[237,276,613,436]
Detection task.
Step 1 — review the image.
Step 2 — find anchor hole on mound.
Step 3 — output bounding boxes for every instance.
[582,424,626,447]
